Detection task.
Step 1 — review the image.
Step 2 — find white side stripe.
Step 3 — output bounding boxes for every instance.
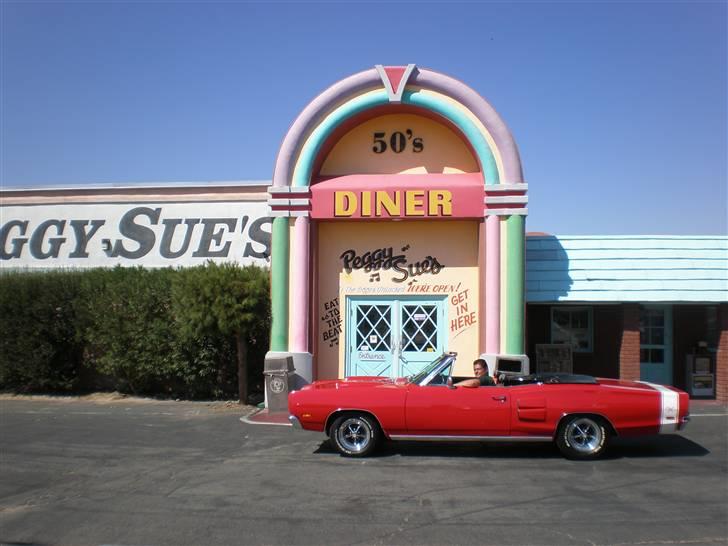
[639,381,679,433]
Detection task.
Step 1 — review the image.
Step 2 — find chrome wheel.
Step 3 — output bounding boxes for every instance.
[336,417,372,453]
[565,418,603,454]
[557,415,609,459]
[330,413,380,457]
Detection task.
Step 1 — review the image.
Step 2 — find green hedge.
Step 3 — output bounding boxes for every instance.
[0,264,270,400]
[0,270,85,392]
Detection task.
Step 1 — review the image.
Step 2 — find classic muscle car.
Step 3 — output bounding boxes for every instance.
[288,352,690,459]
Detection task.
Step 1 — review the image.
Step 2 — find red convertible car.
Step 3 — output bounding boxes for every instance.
[288,353,690,459]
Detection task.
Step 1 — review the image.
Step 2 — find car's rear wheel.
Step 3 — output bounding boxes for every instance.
[330,413,380,457]
[556,415,608,460]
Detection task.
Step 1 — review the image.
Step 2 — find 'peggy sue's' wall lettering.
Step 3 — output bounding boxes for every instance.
[339,245,444,283]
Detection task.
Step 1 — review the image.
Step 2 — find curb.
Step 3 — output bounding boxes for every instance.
[240,409,292,427]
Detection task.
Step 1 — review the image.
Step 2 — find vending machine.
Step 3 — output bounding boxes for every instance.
[685,342,715,398]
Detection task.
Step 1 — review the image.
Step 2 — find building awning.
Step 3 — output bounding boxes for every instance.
[310,173,485,220]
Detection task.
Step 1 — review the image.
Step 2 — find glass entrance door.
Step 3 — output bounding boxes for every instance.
[349,301,394,377]
[347,297,446,378]
[399,301,442,376]
[640,305,673,385]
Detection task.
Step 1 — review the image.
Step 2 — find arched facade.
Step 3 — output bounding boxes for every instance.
[266,65,528,382]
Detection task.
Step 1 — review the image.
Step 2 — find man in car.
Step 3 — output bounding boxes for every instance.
[456,358,496,387]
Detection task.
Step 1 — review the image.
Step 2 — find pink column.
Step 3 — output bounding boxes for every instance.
[485,215,500,353]
[290,215,310,352]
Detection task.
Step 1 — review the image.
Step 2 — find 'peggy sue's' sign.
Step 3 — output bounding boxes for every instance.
[0,202,271,269]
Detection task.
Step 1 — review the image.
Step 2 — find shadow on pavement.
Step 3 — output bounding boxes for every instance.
[314,440,562,459]
[606,434,709,458]
[313,434,708,459]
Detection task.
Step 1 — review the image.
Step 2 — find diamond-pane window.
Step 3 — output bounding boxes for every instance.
[401,304,437,352]
[355,305,391,351]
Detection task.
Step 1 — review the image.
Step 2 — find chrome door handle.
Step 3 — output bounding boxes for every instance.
[492,396,507,402]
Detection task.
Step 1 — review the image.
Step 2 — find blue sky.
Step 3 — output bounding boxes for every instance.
[1,1,725,235]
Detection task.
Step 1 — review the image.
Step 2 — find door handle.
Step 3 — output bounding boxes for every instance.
[492,395,507,402]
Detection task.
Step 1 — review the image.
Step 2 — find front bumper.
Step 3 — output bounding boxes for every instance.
[288,415,302,429]
[678,415,690,431]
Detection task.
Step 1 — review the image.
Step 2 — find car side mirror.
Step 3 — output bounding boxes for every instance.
[446,376,455,389]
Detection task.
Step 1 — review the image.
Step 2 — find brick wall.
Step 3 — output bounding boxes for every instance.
[716,304,728,403]
[591,306,621,378]
[619,304,641,381]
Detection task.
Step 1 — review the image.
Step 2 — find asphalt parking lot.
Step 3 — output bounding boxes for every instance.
[1,396,726,546]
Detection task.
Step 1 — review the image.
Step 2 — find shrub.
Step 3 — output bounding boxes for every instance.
[172,262,270,403]
[0,264,270,400]
[0,270,84,392]
[78,267,180,394]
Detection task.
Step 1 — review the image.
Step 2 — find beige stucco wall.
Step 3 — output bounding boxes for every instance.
[315,220,480,379]
[320,114,478,175]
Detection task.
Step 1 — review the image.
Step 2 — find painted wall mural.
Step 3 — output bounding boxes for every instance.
[339,244,444,284]
[450,287,477,336]
[315,221,480,379]
[320,297,341,347]
[406,281,462,294]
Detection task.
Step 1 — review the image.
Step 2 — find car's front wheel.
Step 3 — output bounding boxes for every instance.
[556,415,609,460]
[330,413,381,457]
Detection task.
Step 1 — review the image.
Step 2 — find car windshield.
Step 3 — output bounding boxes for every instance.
[408,353,454,385]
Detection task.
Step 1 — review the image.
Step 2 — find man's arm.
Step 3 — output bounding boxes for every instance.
[454,378,480,388]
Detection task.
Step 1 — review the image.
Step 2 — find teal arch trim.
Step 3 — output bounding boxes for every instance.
[292,89,500,187]
[403,89,499,186]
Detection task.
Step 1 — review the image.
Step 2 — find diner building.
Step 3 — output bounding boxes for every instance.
[1,65,726,402]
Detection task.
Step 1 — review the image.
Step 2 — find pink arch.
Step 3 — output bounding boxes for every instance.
[272,66,524,187]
